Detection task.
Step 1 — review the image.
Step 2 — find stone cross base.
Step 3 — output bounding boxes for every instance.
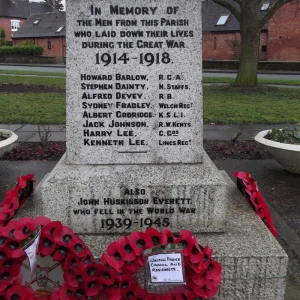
[33,151,229,234]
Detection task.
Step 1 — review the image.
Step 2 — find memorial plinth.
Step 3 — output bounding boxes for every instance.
[17,0,288,298]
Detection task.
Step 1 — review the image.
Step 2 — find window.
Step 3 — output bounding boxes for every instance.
[261,2,270,11]
[11,20,20,31]
[56,26,64,33]
[261,45,267,52]
[48,41,51,50]
[216,15,229,26]
[33,18,41,25]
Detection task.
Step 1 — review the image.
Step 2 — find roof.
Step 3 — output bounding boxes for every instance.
[0,0,56,19]
[202,0,270,32]
[12,11,65,38]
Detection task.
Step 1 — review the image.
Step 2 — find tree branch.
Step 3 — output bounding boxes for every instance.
[212,0,241,22]
[259,0,295,27]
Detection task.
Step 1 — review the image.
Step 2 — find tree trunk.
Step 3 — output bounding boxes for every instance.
[235,1,261,86]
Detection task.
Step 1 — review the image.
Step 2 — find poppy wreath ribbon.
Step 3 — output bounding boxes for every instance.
[234,171,278,237]
[0,174,35,226]
[0,216,104,300]
[100,228,222,299]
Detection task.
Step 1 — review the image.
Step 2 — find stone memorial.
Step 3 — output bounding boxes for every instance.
[39,0,229,234]
[18,0,288,298]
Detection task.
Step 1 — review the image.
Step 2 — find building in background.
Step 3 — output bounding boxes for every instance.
[0,0,56,41]
[202,0,300,61]
[12,11,66,61]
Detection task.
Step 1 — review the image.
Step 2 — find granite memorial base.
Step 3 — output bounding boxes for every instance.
[32,151,229,234]
[17,171,288,300]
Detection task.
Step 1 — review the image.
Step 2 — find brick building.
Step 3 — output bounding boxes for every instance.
[202,0,300,61]
[12,12,66,61]
[0,0,56,41]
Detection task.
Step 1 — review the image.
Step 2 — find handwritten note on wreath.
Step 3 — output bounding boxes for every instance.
[148,253,184,283]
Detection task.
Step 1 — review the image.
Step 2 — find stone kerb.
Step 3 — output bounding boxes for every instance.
[66,0,203,165]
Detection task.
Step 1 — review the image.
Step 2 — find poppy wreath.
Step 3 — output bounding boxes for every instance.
[0,216,104,300]
[0,174,35,226]
[234,171,278,237]
[99,228,222,299]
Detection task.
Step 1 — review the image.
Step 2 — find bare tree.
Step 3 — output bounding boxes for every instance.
[212,0,298,86]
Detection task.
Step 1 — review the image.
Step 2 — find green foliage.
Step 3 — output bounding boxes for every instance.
[22,40,34,46]
[0,45,43,56]
[265,126,300,145]
[0,28,5,46]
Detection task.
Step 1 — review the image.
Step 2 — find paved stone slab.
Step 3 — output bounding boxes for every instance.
[66,0,203,165]
[12,132,35,142]
[25,132,66,142]
[0,124,24,131]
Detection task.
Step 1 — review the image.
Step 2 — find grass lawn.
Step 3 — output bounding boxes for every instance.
[0,73,300,124]
[203,77,300,86]
[203,85,300,124]
[0,75,65,89]
[0,69,65,77]
[0,93,65,124]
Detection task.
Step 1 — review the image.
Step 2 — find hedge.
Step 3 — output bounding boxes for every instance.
[0,45,44,56]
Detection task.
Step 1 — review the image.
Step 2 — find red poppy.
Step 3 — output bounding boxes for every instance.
[41,221,62,239]
[0,210,14,223]
[17,174,34,189]
[63,253,82,273]
[63,267,82,288]
[52,246,69,262]
[84,278,103,297]
[125,285,147,300]
[116,237,136,262]
[58,285,76,300]
[6,284,35,300]
[2,191,19,212]
[129,231,151,256]
[106,241,125,269]
[189,243,203,264]
[123,258,142,273]
[103,275,122,299]
[198,246,213,271]
[145,228,163,248]
[121,269,135,281]
[81,262,99,283]
[175,230,195,256]
[53,225,75,246]
[35,216,51,227]
[0,269,14,292]
[0,255,23,277]
[99,265,118,286]
[161,228,175,244]
[68,235,86,257]
[11,217,39,241]
[39,236,56,257]
[80,248,95,265]
[120,277,140,298]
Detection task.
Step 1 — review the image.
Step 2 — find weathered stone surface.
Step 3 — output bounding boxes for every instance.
[21,152,229,233]
[66,0,203,165]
